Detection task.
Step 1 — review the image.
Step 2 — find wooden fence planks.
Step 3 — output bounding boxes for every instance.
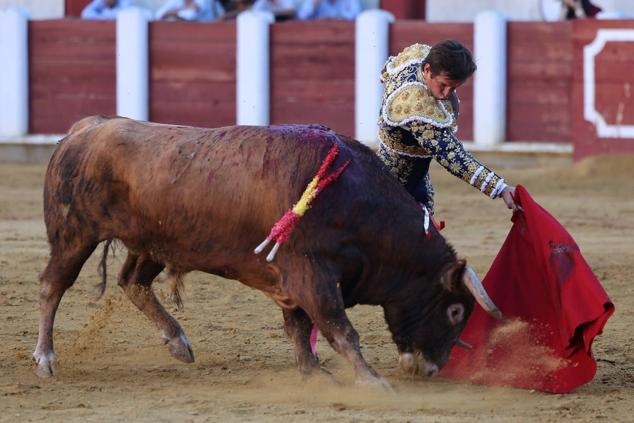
[149,21,237,128]
[270,21,355,137]
[28,20,116,134]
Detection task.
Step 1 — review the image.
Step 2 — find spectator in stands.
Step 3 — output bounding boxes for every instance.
[156,0,225,21]
[219,0,254,20]
[561,0,601,20]
[251,0,298,20]
[296,0,360,20]
[81,0,132,19]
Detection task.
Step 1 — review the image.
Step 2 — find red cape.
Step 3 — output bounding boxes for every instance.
[440,186,614,393]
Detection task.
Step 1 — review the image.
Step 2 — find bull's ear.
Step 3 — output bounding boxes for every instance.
[440,259,467,292]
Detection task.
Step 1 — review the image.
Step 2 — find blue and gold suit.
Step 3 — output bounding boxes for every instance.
[377,44,508,213]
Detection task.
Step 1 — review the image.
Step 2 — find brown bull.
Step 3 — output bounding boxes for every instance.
[33,116,502,387]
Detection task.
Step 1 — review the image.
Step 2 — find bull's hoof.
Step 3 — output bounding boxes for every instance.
[32,351,56,378]
[167,333,195,363]
[300,366,340,385]
[356,375,394,392]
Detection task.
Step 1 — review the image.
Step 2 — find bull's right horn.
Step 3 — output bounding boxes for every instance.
[462,267,506,321]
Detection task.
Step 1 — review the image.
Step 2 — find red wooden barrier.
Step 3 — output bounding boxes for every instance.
[572,20,634,159]
[28,20,116,134]
[65,0,91,17]
[28,17,634,160]
[149,21,237,128]
[270,21,355,137]
[390,22,474,141]
[380,0,425,20]
[507,22,573,143]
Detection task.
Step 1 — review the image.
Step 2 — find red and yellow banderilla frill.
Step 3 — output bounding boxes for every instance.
[254,141,350,262]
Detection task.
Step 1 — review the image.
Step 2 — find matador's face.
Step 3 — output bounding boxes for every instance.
[422,63,464,101]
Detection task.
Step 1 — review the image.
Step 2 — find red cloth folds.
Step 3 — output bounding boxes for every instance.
[440,185,614,393]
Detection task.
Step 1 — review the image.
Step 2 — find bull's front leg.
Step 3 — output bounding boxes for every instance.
[316,314,391,389]
[300,282,391,389]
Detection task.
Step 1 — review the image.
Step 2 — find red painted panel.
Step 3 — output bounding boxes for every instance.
[65,0,91,17]
[270,21,355,137]
[389,21,473,55]
[149,21,236,128]
[507,22,573,143]
[390,22,474,141]
[572,20,634,160]
[380,0,425,19]
[594,82,634,126]
[29,20,116,134]
[594,43,634,126]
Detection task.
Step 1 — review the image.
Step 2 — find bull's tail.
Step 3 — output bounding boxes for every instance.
[96,239,114,300]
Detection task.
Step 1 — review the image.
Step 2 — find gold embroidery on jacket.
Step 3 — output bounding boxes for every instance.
[384,84,454,128]
[385,43,431,76]
[378,43,508,206]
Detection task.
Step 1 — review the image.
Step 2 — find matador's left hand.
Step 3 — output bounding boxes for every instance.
[501,185,520,211]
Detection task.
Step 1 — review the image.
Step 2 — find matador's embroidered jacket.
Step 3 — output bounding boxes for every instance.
[377,44,508,213]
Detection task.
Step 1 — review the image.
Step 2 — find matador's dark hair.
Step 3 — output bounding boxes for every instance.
[425,39,477,82]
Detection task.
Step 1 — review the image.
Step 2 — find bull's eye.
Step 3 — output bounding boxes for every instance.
[447,303,464,325]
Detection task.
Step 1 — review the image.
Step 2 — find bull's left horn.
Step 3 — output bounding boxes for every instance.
[462,267,506,321]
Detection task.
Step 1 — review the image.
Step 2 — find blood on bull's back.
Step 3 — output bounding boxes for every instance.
[48,119,338,253]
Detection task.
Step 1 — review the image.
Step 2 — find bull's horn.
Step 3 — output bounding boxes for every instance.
[462,267,506,321]
[455,339,473,350]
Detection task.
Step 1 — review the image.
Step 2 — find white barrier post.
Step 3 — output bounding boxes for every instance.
[0,8,29,137]
[117,8,149,120]
[355,10,394,148]
[474,10,507,146]
[237,11,274,126]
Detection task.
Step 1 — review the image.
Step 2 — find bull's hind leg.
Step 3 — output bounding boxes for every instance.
[34,242,98,377]
[118,253,194,363]
[282,307,322,376]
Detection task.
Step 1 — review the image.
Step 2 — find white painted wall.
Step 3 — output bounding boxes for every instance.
[355,9,393,147]
[0,8,28,136]
[133,0,167,13]
[473,11,506,147]
[0,0,384,21]
[116,8,149,121]
[236,11,274,126]
[427,0,634,22]
[136,0,380,13]
[2,0,631,21]
[0,0,63,19]
[427,0,541,22]
[0,0,163,19]
[594,0,634,18]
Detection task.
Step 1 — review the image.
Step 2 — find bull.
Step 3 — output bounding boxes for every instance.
[33,116,502,386]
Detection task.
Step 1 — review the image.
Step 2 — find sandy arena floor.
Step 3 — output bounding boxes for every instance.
[0,153,632,422]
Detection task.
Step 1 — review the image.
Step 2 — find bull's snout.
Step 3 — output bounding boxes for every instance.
[399,352,419,376]
[423,361,439,377]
